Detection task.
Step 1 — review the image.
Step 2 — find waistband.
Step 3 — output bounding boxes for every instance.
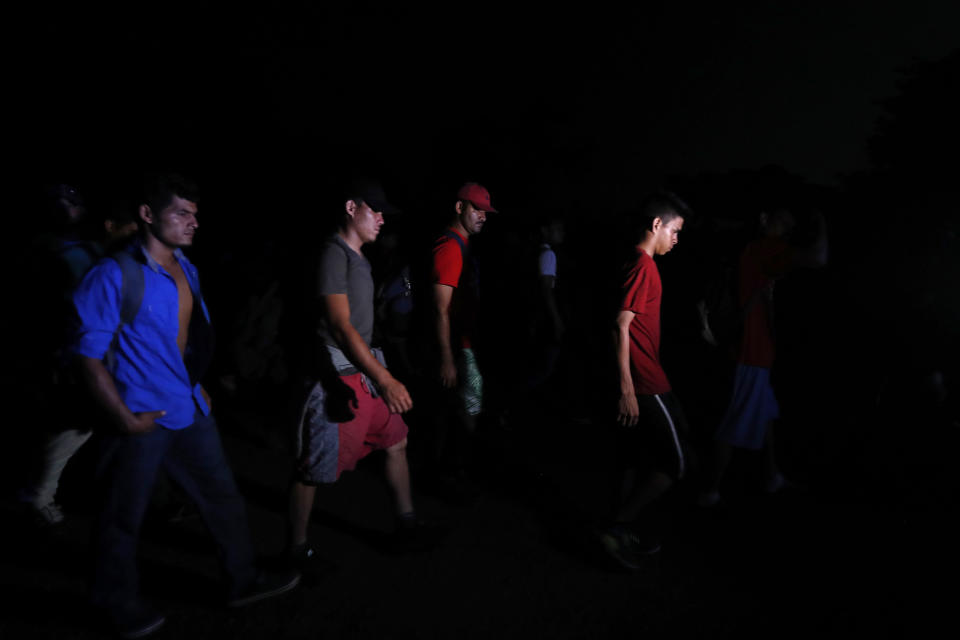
[326,345,387,397]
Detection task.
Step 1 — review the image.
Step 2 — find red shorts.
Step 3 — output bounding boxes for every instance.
[336,373,409,478]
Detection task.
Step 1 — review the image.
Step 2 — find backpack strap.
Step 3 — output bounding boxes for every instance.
[103,249,145,371]
[113,250,145,327]
[441,229,467,253]
[440,229,480,295]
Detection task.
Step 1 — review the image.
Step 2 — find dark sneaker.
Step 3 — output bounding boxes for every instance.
[597,525,661,570]
[283,543,317,570]
[696,490,722,508]
[389,519,446,553]
[764,473,802,495]
[227,569,301,608]
[106,603,166,639]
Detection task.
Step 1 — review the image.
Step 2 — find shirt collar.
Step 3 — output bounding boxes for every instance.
[132,237,186,273]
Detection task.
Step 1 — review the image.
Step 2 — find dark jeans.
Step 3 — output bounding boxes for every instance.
[90,411,256,609]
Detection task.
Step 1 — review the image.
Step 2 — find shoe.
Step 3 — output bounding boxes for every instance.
[34,502,65,525]
[284,543,316,567]
[282,543,339,579]
[389,518,445,553]
[227,569,300,607]
[696,491,722,508]
[106,603,166,639]
[597,525,661,570]
[764,473,800,495]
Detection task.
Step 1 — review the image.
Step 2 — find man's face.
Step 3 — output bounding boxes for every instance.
[544,220,565,245]
[653,215,684,255]
[145,195,198,249]
[457,201,487,235]
[349,200,384,244]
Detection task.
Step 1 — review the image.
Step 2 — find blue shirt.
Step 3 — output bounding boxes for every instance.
[71,241,211,429]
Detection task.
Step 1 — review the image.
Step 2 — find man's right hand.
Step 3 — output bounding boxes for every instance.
[380,378,413,414]
[121,410,166,434]
[439,358,458,389]
[617,393,639,428]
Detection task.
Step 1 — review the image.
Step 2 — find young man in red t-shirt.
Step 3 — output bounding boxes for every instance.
[600,192,691,569]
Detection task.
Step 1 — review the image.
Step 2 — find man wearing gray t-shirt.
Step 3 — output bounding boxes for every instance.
[287,179,426,563]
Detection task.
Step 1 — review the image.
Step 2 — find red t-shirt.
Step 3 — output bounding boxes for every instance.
[432,228,476,348]
[738,237,793,368]
[620,251,671,395]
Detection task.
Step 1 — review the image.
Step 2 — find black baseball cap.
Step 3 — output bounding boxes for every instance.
[344,177,400,215]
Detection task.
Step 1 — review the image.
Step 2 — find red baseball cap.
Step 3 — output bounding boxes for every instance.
[456,182,498,213]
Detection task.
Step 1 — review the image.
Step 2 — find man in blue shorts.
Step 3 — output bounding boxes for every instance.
[699,207,827,506]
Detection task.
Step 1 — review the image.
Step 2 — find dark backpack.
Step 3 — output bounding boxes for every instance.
[102,249,145,372]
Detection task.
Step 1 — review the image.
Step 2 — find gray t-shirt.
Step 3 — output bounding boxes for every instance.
[317,234,375,347]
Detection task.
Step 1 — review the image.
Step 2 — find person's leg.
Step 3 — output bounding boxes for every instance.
[702,365,764,503]
[27,428,92,512]
[288,380,339,549]
[761,421,785,492]
[288,481,317,548]
[161,412,257,597]
[612,394,684,522]
[90,428,169,610]
[600,395,683,567]
[614,470,673,523]
[457,349,483,435]
[703,441,734,496]
[384,438,414,516]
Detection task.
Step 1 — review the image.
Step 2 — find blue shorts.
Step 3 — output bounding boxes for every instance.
[714,364,780,450]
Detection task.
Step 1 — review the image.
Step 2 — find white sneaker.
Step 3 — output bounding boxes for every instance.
[35,502,65,525]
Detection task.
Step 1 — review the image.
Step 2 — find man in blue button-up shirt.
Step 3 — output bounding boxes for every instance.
[72,173,298,638]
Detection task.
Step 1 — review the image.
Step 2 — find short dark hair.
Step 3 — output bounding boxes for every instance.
[140,172,199,216]
[637,191,691,231]
[105,197,139,227]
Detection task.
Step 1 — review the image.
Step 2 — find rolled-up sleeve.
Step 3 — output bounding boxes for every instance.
[71,259,122,360]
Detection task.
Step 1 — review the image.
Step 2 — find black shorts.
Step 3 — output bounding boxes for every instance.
[617,392,689,480]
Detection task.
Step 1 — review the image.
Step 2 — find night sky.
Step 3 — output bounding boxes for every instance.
[13,2,959,208]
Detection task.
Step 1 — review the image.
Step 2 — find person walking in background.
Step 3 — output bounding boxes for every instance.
[698,207,828,507]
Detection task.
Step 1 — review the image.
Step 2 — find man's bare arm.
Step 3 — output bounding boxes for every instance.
[323,293,412,413]
[76,356,165,434]
[614,310,639,427]
[433,283,457,388]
